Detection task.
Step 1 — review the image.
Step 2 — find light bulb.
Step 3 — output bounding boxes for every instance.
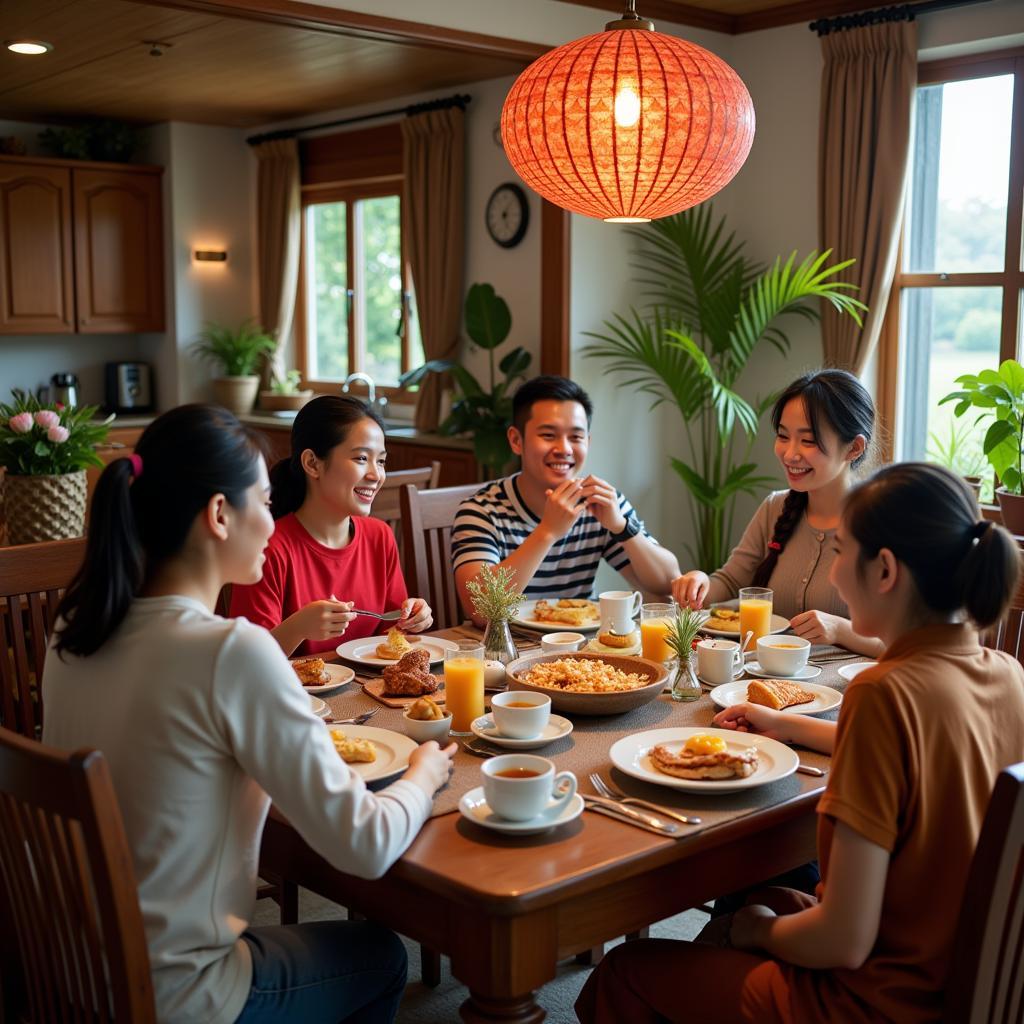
[614,87,641,128]
[6,40,53,55]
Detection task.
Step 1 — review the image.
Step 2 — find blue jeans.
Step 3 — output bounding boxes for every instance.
[235,921,407,1024]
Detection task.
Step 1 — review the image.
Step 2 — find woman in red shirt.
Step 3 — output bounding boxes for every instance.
[230,396,432,656]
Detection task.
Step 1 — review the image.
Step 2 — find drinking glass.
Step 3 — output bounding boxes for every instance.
[444,640,485,735]
[640,602,676,663]
[739,587,773,651]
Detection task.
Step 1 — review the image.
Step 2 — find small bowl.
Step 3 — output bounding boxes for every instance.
[540,631,585,653]
[484,659,507,689]
[401,708,453,744]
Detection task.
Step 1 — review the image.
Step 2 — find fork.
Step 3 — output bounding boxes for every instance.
[351,608,404,622]
[590,773,702,825]
[325,708,378,726]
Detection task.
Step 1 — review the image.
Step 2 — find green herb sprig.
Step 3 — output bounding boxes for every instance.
[465,565,523,623]
[664,608,707,659]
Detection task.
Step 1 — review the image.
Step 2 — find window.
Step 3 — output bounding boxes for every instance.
[887,51,1024,487]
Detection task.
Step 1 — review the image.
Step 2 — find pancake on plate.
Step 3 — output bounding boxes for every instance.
[650,733,758,780]
[532,599,599,626]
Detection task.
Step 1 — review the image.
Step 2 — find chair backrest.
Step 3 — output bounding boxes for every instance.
[983,573,1024,665]
[0,726,156,1022]
[372,463,441,575]
[944,762,1024,1023]
[0,537,86,739]
[400,481,482,629]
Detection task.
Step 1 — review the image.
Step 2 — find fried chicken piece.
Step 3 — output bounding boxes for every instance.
[381,648,438,696]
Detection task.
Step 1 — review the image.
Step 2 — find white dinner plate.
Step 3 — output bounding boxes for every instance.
[743,661,822,681]
[609,727,799,794]
[838,661,878,682]
[310,695,329,717]
[326,724,418,784]
[294,662,355,695]
[336,635,458,668]
[511,598,601,634]
[470,713,574,750]
[458,786,584,835]
[702,604,791,638]
[707,680,843,716]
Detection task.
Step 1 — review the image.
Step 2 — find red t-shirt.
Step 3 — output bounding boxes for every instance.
[229,513,408,656]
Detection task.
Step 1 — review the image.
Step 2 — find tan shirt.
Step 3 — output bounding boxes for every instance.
[709,491,845,620]
[789,623,1024,1022]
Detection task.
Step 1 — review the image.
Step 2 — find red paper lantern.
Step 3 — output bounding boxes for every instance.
[501,9,755,222]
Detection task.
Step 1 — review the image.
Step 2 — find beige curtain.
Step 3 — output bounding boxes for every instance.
[253,137,301,385]
[401,108,466,432]
[818,21,917,373]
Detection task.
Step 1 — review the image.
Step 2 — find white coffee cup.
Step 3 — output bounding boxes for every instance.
[599,590,642,635]
[482,755,577,822]
[541,631,584,653]
[491,691,551,739]
[696,638,743,685]
[756,635,811,676]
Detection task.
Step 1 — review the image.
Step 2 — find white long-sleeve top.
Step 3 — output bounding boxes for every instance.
[42,595,431,1024]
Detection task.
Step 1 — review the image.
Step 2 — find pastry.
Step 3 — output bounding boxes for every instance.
[407,696,444,721]
[532,598,600,626]
[375,627,413,660]
[292,657,329,686]
[650,734,758,780]
[331,731,376,763]
[705,607,741,632]
[746,679,815,710]
[597,629,638,649]
[381,648,439,697]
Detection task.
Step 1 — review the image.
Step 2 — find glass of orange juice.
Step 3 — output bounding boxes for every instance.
[445,640,485,735]
[641,602,676,663]
[739,587,773,651]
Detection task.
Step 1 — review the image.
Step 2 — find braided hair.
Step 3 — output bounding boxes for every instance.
[751,369,874,588]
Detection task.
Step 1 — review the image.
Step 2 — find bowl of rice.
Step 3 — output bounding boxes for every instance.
[505,652,668,715]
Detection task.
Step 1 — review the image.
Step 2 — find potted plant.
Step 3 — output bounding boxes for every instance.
[190,320,276,416]
[940,359,1024,532]
[259,369,313,413]
[583,203,867,571]
[465,564,524,666]
[0,390,110,545]
[399,283,531,479]
[926,419,989,504]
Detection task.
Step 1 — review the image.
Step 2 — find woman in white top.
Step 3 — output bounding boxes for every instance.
[42,405,455,1024]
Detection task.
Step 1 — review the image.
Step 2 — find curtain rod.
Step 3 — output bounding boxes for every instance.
[809,0,990,36]
[247,92,472,147]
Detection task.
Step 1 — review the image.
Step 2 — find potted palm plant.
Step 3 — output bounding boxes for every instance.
[583,203,867,571]
[190,320,276,415]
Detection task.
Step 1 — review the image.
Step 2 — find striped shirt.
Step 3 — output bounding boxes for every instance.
[451,474,655,598]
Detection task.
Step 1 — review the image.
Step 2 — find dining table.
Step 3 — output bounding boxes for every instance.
[259,625,863,1024]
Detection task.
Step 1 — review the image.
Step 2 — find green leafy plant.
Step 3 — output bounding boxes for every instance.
[926,418,989,481]
[939,359,1024,494]
[400,283,531,477]
[38,120,137,162]
[664,608,707,660]
[583,204,867,571]
[465,565,523,624]
[0,389,110,476]
[190,320,276,378]
[271,369,304,395]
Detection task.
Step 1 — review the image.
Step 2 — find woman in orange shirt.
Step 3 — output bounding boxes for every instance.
[576,463,1024,1024]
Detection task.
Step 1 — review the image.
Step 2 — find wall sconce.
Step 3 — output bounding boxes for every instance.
[194,249,228,263]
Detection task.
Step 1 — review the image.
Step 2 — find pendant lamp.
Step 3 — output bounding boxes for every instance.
[501,1,755,222]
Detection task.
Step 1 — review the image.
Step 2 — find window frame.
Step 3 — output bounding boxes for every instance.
[879,47,1024,464]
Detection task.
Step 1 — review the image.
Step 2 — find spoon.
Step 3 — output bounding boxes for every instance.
[740,629,754,657]
[350,608,404,622]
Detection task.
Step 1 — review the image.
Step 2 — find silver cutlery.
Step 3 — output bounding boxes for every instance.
[582,793,678,832]
[583,798,679,836]
[461,739,498,759]
[324,709,378,726]
[351,608,404,622]
[796,763,827,777]
[589,773,702,825]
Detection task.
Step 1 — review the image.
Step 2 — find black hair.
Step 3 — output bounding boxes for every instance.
[269,395,385,519]
[843,463,1019,629]
[751,369,875,589]
[511,375,593,436]
[55,405,266,657]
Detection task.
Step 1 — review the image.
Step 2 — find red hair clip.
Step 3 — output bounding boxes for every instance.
[767,541,782,551]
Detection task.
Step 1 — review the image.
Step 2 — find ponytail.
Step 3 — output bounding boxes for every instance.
[268,456,306,519]
[956,520,1020,629]
[55,405,265,657]
[751,490,808,588]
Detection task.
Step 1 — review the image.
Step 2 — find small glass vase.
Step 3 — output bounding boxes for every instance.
[670,651,702,702]
[483,618,518,665]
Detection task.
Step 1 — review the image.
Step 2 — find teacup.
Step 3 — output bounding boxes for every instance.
[756,635,811,676]
[599,590,642,635]
[540,631,585,653]
[696,638,743,685]
[481,754,577,822]
[490,690,551,739]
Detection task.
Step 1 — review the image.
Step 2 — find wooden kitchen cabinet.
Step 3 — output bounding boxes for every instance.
[0,155,164,335]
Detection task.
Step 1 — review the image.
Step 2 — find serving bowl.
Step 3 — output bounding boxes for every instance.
[505,651,667,715]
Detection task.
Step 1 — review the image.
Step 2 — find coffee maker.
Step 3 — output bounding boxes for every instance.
[105,362,154,413]
[50,373,79,408]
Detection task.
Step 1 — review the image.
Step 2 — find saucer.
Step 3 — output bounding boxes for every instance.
[837,661,877,681]
[743,661,822,681]
[458,786,584,835]
[470,714,574,750]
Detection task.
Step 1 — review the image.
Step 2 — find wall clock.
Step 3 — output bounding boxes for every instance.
[485,182,529,249]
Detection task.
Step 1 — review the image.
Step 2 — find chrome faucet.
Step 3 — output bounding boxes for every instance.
[342,372,388,418]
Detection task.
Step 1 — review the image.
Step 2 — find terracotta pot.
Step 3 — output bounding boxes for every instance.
[212,376,260,415]
[2,470,87,545]
[996,488,1024,536]
[258,389,314,412]
[964,475,983,509]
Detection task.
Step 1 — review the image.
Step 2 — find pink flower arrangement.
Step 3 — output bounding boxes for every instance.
[0,390,109,476]
[9,412,33,434]
[47,425,70,443]
[34,410,60,429]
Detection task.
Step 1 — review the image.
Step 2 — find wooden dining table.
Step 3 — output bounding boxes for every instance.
[259,628,854,1023]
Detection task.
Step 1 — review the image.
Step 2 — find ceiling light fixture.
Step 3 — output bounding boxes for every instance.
[6,40,54,55]
[501,0,755,223]
[143,40,172,58]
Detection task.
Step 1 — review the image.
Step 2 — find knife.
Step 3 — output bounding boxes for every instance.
[584,799,679,836]
[582,794,678,834]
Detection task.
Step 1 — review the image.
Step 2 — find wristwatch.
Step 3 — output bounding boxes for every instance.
[609,515,642,544]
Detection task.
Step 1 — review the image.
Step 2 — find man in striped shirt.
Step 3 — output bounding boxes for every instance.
[452,376,680,623]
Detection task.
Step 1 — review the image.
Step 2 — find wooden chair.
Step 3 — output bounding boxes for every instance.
[0,726,157,1022]
[982,573,1024,666]
[371,462,441,576]
[400,481,483,630]
[945,762,1024,1022]
[0,538,86,739]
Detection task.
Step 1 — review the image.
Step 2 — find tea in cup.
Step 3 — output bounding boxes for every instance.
[481,754,577,821]
[490,691,551,739]
[756,635,810,676]
[599,590,642,635]
[540,631,585,653]
[696,638,743,685]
